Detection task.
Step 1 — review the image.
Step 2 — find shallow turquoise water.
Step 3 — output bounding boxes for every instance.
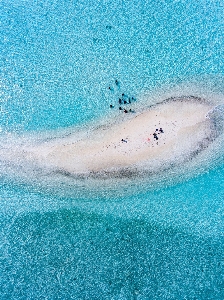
[0,0,224,299]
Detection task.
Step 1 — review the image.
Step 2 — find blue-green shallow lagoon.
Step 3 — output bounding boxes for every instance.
[1,164,224,299]
[0,0,224,299]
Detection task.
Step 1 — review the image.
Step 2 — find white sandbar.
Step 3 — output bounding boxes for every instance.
[28,97,215,178]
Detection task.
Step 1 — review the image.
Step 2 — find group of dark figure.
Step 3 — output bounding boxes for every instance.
[153,128,164,141]
[109,80,136,113]
[108,80,164,144]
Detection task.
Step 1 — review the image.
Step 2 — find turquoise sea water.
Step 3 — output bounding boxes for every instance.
[0,0,224,299]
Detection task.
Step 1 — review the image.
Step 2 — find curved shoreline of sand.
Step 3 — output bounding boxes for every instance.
[20,96,217,179]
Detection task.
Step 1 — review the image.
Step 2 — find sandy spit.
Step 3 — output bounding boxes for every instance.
[26,96,216,179]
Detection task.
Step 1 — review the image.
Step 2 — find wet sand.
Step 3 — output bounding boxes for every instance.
[27,96,215,178]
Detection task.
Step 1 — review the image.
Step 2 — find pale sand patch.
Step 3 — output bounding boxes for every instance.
[28,97,215,178]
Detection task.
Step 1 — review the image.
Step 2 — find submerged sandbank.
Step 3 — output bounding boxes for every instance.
[26,96,217,178]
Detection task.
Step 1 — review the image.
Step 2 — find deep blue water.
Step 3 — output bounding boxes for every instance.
[0,0,224,299]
